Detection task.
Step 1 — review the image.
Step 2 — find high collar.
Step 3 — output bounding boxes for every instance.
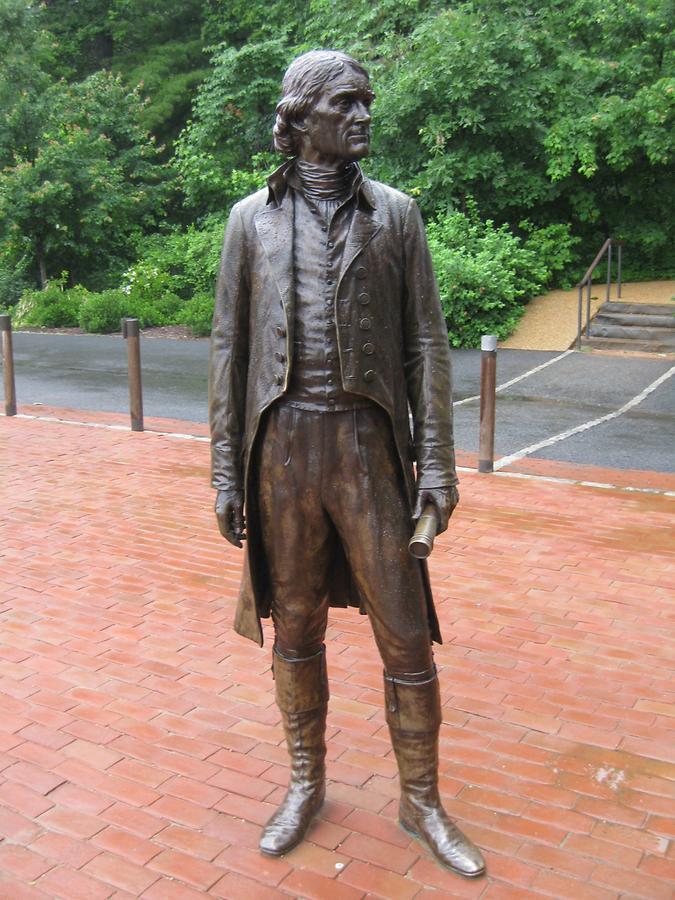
[266,158,376,211]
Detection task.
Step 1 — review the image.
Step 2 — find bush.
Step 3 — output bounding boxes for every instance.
[519,221,579,288]
[120,262,183,327]
[0,265,30,310]
[133,219,225,300]
[13,278,88,328]
[426,206,576,347]
[78,289,129,333]
[179,291,214,337]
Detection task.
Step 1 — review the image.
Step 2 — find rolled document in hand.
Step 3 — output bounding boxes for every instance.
[408,503,439,559]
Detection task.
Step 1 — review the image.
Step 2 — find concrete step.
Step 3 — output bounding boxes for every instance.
[588,323,675,341]
[600,301,674,317]
[584,301,675,353]
[593,312,674,328]
[580,335,675,354]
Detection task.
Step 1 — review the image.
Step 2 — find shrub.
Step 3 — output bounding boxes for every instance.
[179,291,214,337]
[133,218,225,300]
[426,206,575,347]
[13,278,88,328]
[519,221,579,288]
[0,265,30,310]
[120,261,183,327]
[78,289,129,333]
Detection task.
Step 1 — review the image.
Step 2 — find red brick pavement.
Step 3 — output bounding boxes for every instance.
[1,407,674,899]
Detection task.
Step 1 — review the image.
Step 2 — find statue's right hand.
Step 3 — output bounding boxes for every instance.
[215,489,245,548]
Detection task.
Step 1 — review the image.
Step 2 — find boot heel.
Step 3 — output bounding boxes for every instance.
[399,816,420,839]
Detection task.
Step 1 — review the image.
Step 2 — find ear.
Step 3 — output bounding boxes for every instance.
[290,116,308,135]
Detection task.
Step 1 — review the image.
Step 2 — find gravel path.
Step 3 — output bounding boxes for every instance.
[501,280,675,351]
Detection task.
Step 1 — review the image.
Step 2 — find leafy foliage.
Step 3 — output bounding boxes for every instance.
[119,262,182,327]
[179,291,214,337]
[427,207,578,347]
[78,289,129,333]
[1,0,672,345]
[133,218,225,299]
[13,277,88,328]
[0,70,169,288]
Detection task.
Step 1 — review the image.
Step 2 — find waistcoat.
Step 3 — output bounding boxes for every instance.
[283,187,372,412]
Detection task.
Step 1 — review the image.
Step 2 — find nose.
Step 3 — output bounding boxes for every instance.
[354,102,371,125]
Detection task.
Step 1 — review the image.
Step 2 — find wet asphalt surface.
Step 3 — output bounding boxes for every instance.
[5,332,674,474]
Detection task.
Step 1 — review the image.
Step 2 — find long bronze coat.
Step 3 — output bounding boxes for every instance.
[209,167,457,646]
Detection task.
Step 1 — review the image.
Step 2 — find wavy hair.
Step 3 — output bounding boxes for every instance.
[273,50,371,157]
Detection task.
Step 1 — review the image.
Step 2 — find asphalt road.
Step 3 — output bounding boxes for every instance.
[5,332,674,474]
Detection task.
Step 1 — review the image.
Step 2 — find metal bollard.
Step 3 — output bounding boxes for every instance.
[0,315,17,417]
[122,318,144,432]
[478,334,497,473]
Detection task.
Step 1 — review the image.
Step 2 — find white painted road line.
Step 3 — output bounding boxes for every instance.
[453,348,574,407]
[5,410,673,496]
[13,412,210,442]
[494,364,675,471]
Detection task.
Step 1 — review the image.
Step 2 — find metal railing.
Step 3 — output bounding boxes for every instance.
[576,238,624,350]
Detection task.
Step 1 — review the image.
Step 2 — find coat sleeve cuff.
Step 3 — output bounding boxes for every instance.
[211,442,243,492]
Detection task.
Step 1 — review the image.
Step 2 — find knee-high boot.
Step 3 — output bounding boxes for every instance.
[384,671,486,878]
[259,646,328,856]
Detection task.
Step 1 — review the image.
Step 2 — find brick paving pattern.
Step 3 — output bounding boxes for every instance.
[1,408,674,899]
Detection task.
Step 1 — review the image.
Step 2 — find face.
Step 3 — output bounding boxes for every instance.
[298,69,374,166]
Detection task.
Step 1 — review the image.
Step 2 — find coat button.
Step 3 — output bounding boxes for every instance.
[274,374,283,385]
[355,266,367,280]
[364,370,376,382]
[363,342,374,355]
[275,351,286,363]
[358,292,370,305]
[275,325,286,338]
[359,317,372,330]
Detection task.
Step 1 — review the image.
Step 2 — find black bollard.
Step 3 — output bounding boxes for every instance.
[478,335,497,473]
[0,315,17,417]
[122,318,144,432]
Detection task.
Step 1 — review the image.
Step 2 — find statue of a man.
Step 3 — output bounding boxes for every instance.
[209,50,485,879]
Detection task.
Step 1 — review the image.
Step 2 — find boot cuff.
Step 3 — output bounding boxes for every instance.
[273,645,329,712]
[384,670,442,733]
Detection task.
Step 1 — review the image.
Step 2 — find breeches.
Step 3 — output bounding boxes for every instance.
[257,401,434,676]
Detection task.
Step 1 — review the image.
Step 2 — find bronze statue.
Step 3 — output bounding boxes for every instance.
[209,50,485,879]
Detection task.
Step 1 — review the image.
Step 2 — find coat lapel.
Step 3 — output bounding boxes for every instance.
[338,207,382,287]
[253,198,294,311]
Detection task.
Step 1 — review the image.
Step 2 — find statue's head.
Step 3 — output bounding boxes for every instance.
[274,50,375,164]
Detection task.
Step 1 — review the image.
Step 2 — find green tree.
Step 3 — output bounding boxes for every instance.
[174,39,289,214]
[0,71,169,288]
[0,0,57,167]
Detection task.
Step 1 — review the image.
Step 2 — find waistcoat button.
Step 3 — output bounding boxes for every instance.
[364,370,376,382]
[362,342,374,355]
[359,317,372,330]
[355,266,367,279]
[358,292,370,305]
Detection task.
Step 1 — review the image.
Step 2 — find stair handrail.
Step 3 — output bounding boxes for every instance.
[576,238,624,349]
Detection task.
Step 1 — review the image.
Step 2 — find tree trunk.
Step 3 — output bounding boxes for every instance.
[37,248,48,289]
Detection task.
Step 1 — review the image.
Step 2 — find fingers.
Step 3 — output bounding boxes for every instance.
[214,492,245,548]
[413,487,459,535]
[436,501,450,534]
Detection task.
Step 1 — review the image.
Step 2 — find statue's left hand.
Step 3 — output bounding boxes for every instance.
[412,485,459,535]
